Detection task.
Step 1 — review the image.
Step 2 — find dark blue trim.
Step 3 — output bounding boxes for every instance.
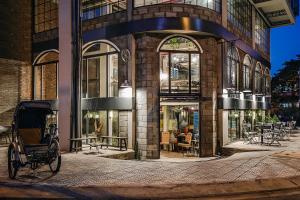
[32,38,58,55]
[83,17,270,67]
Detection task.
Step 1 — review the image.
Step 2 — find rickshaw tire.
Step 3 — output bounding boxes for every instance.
[49,139,61,173]
[8,144,18,179]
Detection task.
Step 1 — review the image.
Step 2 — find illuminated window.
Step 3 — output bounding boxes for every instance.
[255,63,263,94]
[159,36,200,94]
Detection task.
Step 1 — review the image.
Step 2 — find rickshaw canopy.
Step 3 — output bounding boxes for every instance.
[13,101,53,130]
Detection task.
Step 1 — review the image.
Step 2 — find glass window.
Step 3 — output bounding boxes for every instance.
[82,0,127,20]
[82,42,119,98]
[226,46,239,90]
[82,110,121,146]
[159,36,200,94]
[243,55,251,91]
[265,68,271,95]
[227,0,252,38]
[228,111,240,142]
[34,0,58,33]
[134,0,221,12]
[255,63,262,93]
[33,51,58,100]
[255,11,270,54]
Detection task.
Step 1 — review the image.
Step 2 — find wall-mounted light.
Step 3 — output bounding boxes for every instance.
[121,49,131,88]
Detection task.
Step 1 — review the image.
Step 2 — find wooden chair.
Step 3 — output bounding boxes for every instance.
[178,133,192,156]
[160,132,171,151]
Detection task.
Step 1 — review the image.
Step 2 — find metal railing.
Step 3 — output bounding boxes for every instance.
[82,0,127,20]
[134,0,221,13]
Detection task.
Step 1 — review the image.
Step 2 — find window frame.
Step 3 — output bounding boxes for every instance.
[82,42,119,99]
[159,36,201,96]
[33,50,59,100]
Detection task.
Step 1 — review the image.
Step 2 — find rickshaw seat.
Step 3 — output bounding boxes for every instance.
[18,128,49,152]
[19,128,43,145]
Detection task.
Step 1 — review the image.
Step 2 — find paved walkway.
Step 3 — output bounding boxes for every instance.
[0,131,300,198]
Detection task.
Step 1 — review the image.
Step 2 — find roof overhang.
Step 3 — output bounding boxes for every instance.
[251,0,296,27]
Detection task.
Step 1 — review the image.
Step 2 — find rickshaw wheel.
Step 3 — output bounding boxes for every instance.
[8,144,19,179]
[49,139,61,173]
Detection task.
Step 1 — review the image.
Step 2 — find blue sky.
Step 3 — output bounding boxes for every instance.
[270,16,300,75]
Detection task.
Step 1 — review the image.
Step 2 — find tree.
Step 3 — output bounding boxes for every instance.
[271,55,300,125]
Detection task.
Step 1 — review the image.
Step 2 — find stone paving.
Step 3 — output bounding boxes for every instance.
[0,130,300,187]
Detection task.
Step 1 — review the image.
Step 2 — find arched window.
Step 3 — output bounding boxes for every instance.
[255,63,263,93]
[33,50,58,100]
[159,36,200,94]
[227,46,239,90]
[82,41,119,98]
[264,68,271,95]
[243,55,251,91]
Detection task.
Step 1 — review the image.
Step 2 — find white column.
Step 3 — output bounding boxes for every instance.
[58,0,72,151]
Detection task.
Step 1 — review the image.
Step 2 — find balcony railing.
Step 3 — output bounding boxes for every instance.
[82,0,127,20]
[134,0,221,13]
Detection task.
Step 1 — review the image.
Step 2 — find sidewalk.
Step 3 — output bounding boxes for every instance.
[0,131,300,199]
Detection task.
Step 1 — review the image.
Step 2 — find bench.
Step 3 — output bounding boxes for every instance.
[70,137,97,153]
[98,136,128,151]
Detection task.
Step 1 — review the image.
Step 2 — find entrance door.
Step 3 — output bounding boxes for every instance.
[159,102,199,158]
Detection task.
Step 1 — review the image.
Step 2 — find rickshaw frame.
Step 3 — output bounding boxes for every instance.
[7,101,61,179]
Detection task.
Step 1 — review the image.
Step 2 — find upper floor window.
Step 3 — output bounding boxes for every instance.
[134,0,221,12]
[243,55,251,91]
[34,0,58,33]
[33,50,58,100]
[82,41,119,98]
[255,11,270,54]
[227,0,252,38]
[82,0,127,20]
[254,63,263,94]
[159,36,201,94]
[226,46,239,90]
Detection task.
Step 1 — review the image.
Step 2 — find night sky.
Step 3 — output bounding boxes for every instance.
[271,16,300,76]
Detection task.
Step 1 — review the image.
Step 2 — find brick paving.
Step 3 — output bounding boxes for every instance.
[0,131,300,187]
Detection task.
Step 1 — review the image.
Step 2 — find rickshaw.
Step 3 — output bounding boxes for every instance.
[7,101,61,179]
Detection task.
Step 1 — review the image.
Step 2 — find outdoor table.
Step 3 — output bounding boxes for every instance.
[99,136,128,151]
[70,136,97,153]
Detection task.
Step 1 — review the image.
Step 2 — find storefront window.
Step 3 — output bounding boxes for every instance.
[226,46,239,90]
[33,51,58,100]
[227,0,252,38]
[34,0,58,33]
[159,36,200,94]
[82,42,119,98]
[82,110,120,144]
[243,55,251,91]
[228,111,240,142]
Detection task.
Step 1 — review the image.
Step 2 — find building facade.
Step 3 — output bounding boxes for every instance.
[1,0,298,159]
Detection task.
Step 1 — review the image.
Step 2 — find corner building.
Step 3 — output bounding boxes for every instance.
[26,0,299,159]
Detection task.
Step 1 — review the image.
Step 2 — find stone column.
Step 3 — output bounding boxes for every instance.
[136,34,160,159]
[199,38,218,157]
[58,0,72,151]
